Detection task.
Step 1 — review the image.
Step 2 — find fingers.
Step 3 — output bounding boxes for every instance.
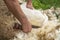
[22,25,32,33]
[26,6,33,9]
[13,23,32,33]
[26,3,33,9]
[13,23,22,30]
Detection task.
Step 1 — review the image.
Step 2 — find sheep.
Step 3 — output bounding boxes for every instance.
[0,1,60,40]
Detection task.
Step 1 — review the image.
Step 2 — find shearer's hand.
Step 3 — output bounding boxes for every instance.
[22,22,32,33]
[26,2,33,9]
[13,22,32,33]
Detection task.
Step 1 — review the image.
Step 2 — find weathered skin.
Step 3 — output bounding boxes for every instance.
[3,0,33,33]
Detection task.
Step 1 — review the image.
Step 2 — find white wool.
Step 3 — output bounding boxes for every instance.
[13,29,39,40]
[20,3,48,27]
[13,21,60,40]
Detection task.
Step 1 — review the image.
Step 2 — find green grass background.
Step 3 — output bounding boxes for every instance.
[32,0,60,10]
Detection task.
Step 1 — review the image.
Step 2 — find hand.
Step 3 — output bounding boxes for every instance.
[26,2,33,9]
[13,22,32,33]
[22,22,32,33]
